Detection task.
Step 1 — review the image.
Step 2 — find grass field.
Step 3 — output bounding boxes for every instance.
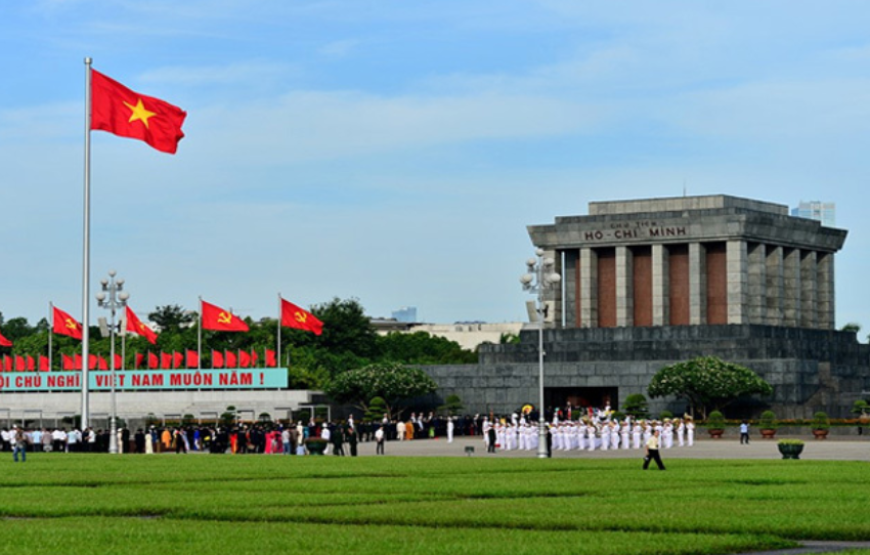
[1,453,869,555]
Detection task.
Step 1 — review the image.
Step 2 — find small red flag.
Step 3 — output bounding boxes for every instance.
[53,307,84,340]
[88,354,98,370]
[251,350,259,366]
[26,356,35,372]
[15,355,25,371]
[98,356,108,370]
[225,350,238,368]
[62,354,73,370]
[2,355,11,371]
[39,356,50,372]
[114,354,123,369]
[173,351,183,369]
[201,301,249,332]
[186,350,199,369]
[0,329,12,347]
[280,298,323,335]
[126,306,158,344]
[148,352,159,370]
[161,352,172,370]
[265,349,277,368]
[212,350,224,368]
[74,354,83,370]
[135,353,144,369]
[239,350,251,368]
[90,69,186,154]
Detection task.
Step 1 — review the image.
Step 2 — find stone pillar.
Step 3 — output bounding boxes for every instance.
[765,245,784,326]
[565,249,579,328]
[800,250,817,329]
[580,247,598,328]
[652,244,669,326]
[544,249,563,327]
[747,243,766,325]
[689,243,706,325]
[726,240,747,324]
[782,248,801,327]
[616,246,633,327]
[817,253,834,330]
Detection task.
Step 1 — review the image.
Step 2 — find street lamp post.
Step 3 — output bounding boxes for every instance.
[521,248,560,458]
[96,270,129,454]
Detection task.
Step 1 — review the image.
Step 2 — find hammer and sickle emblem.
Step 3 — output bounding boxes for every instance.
[217,311,233,324]
[65,318,77,330]
[294,311,308,324]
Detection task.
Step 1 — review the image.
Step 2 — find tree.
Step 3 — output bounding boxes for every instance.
[647,356,773,419]
[440,394,464,416]
[377,331,477,365]
[841,322,861,333]
[622,393,650,419]
[324,362,438,418]
[148,305,195,332]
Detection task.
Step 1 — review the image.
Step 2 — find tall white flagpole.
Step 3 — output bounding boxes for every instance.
[48,302,53,372]
[197,296,202,369]
[81,57,93,428]
[277,293,282,370]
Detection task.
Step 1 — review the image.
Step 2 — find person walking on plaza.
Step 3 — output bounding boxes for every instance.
[11,425,26,463]
[374,426,385,455]
[643,429,665,470]
[740,420,750,445]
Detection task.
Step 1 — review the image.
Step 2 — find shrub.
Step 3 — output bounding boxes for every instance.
[659,410,674,420]
[759,410,778,430]
[812,411,830,431]
[778,439,804,446]
[706,410,726,431]
[622,393,650,419]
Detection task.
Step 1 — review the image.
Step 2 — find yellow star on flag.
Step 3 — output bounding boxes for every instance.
[123,98,157,128]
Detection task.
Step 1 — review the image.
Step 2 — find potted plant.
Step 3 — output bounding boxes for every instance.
[811,411,830,439]
[777,439,804,460]
[759,410,778,439]
[705,410,726,439]
[304,437,328,455]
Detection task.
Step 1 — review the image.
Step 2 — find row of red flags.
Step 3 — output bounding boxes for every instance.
[0,298,322,349]
[0,348,279,372]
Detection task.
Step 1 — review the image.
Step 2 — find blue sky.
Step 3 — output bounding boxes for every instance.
[2,1,870,330]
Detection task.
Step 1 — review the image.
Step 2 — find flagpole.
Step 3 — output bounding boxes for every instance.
[197,296,202,370]
[277,293,281,370]
[121,312,126,371]
[48,302,53,372]
[81,57,93,429]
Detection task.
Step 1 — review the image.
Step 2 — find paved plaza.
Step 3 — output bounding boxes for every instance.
[353,434,870,461]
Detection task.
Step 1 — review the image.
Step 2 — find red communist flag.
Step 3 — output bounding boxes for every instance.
[0,328,12,347]
[201,301,249,332]
[148,352,159,370]
[26,356,35,372]
[280,298,323,336]
[53,307,84,340]
[88,354,98,370]
[160,352,172,369]
[239,350,251,368]
[135,353,144,369]
[38,356,49,372]
[211,350,224,369]
[126,307,158,344]
[265,349,277,368]
[62,354,73,370]
[90,69,186,154]
[225,350,238,368]
[186,350,199,369]
[74,354,83,370]
[172,351,184,369]
[114,354,123,369]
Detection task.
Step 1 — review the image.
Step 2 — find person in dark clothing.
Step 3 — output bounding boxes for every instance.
[331,425,345,456]
[134,429,146,454]
[346,426,358,457]
[487,425,497,453]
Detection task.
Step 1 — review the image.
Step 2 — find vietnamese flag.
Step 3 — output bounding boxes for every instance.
[201,301,249,332]
[225,350,238,368]
[53,307,84,340]
[126,306,158,344]
[0,328,12,347]
[280,298,323,336]
[186,350,199,369]
[39,356,50,372]
[148,352,159,370]
[239,350,251,368]
[172,351,183,369]
[135,353,144,369]
[62,354,74,370]
[265,349,277,368]
[211,350,224,369]
[161,352,172,370]
[90,69,186,154]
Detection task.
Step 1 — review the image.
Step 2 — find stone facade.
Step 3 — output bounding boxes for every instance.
[420,195,869,419]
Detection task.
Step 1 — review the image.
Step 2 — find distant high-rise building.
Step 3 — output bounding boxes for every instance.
[791,200,835,227]
[392,306,417,323]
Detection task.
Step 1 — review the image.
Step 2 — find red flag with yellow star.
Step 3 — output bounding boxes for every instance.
[90,69,186,154]
[53,306,84,340]
[280,298,323,336]
[201,300,249,332]
[125,306,158,345]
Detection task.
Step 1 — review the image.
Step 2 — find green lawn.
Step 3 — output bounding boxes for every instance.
[1,453,868,555]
